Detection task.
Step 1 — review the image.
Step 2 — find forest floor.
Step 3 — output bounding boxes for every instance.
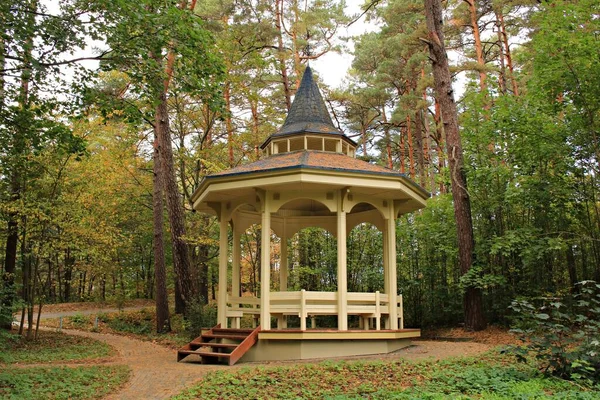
[22,302,519,399]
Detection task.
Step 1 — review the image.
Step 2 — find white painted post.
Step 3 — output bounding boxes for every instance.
[280,224,288,292]
[375,290,381,331]
[300,289,307,331]
[218,214,229,327]
[260,193,272,330]
[278,224,288,329]
[386,208,398,330]
[337,191,348,331]
[232,228,241,299]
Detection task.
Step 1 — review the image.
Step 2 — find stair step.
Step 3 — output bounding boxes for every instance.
[196,351,232,358]
[202,333,248,341]
[177,325,261,365]
[190,342,238,350]
[212,328,254,334]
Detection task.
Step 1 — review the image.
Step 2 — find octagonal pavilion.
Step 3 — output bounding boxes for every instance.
[187,66,428,362]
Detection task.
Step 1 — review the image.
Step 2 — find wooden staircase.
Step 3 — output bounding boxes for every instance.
[177,324,261,365]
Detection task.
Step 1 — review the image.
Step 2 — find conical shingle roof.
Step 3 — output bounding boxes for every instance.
[261,66,349,150]
[278,66,341,135]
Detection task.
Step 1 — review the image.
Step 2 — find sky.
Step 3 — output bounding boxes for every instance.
[312,0,378,88]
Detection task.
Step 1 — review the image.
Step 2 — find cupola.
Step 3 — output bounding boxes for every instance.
[260,66,357,157]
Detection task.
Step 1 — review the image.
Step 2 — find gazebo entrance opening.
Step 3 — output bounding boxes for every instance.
[219,196,403,332]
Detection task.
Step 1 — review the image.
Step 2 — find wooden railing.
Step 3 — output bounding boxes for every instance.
[226,291,403,331]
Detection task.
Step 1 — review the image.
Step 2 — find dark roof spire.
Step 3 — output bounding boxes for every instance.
[276,65,341,136]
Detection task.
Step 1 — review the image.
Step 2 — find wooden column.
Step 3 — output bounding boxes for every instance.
[232,227,241,298]
[382,226,389,330]
[278,222,288,329]
[260,193,272,329]
[383,227,389,294]
[386,206,398,330]
[280,222,288,291]
[217,213,229,327]
[337,191,348,331]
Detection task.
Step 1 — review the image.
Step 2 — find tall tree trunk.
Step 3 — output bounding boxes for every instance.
[381,107,393,169]
[434,99,446,194]
[0,39,16,325]
[399,127,406,174]
[494,12,507,95]
[153,144,171,333]
[496,7,519,96]
[152,0,198,314]
[250,99,261,159]
[407,115,415,179]
[424,0,486,331]
[224,81,235,167]
[275,0,292,110]
[155,90,196,314]
[464,0,486,91]
[414,109,426,187]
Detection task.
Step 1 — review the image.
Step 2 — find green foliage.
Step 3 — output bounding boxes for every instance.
[0,283,19,328]
[508,281,600,384]
[107,309,154,335]
[183,299,217,339]
[0,331,114,364]
[69,313,88,327]
[173,352,600,399]
[0,365,130,400]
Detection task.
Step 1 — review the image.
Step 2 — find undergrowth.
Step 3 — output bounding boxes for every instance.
[172,352,600,399]
[0,365,130,400]
[0,330,113,364]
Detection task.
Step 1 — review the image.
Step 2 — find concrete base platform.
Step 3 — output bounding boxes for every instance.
[240,329,420,362]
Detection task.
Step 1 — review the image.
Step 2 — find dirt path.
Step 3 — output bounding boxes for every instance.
[50,329,227,400]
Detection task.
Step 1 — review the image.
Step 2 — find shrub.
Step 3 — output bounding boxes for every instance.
[69,313,88,327]
[0,283,20,329]
[508,281,600,385]
[107,312,152,335]
[184,299,217,339]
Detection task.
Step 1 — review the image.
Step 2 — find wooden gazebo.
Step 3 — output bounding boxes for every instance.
[183,66,429,363]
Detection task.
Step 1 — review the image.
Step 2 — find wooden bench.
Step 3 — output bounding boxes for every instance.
[226,296,261,329]
[347,291,386,330]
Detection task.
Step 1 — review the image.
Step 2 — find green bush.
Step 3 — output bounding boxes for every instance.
[107,312,152,335]
[184,299,217,339]
[0,283,19,328]
[508,281,600,385]
[69,313,88,327]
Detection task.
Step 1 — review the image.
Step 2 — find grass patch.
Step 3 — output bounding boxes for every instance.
[0,331,114,364]
[0,365,130,400]
[172,352,600,399]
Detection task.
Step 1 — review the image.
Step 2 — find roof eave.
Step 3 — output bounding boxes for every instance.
[192,164,430,208]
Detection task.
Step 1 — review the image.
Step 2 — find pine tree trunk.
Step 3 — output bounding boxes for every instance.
[414,110,426,187]
[275,0,292,110]
[465,0,486,91]
[0,26,15,325]
[496,8,519,96]
[224,81,235,167]
[424,0,486,331]
[155,90,196,314]
[407,115,415,179]
[153,144,171,333]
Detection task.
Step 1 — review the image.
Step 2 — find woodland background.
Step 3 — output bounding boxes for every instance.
[1,0,599,333]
